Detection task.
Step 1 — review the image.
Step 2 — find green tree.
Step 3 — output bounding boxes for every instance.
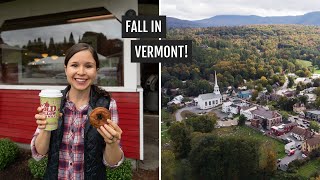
[238,114,247,126]
[189,135,260,179]
[266,84,273,93]
[310,121,320,132]
[251,90,259,101]
[185,115,217,133]
[279,111,289,123]
[168,122,192,158]
[288,76,294,88]
[161,150,176,180]
[259,142,277,178]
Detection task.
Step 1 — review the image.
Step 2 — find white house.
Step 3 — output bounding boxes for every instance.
[222,102,233,113]
[167,95,184,106]
[197,71,222,110]
[240,106,258,120]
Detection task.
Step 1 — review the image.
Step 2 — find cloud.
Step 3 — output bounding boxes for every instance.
[161,0,320,20]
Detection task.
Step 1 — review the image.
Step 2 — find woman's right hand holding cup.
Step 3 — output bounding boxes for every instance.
[35,107,47,129]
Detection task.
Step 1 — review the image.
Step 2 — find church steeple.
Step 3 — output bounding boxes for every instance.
[214,71,220,95]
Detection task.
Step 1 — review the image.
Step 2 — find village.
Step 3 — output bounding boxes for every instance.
[163,71,320,171]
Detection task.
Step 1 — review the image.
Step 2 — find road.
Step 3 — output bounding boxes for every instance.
[175,105,224,121]
[276,75,288,95]
[175,106,198,121]
[278,149,303,171]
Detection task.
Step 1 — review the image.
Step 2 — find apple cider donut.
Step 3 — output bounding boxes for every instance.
[89,107,111,128]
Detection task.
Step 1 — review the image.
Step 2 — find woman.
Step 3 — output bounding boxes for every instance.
[31,43,124,179]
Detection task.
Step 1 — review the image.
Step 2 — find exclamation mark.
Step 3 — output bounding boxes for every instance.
[185,45,188,58]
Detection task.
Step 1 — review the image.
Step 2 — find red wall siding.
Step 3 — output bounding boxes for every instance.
[0,89,141,159]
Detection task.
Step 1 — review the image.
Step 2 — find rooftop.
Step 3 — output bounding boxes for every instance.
[252,107,280,119]
[306,137,320,146]
[198,93,222,100]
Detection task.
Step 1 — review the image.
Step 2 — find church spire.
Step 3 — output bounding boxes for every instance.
[214,71,218,88]
[214,71,220,95]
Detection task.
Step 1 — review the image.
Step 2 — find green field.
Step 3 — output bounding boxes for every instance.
[314,69,320,74]
[212,126,286,158]
[296,159,320,178]
[296,59,312,68]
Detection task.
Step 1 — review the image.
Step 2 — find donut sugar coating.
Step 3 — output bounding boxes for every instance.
[89,107,111,128]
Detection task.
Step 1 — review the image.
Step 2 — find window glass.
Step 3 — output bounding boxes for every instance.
[0,16,123,86]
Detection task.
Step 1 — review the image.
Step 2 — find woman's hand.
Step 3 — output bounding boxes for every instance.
[97,119,123,145]
[34,107,47,129]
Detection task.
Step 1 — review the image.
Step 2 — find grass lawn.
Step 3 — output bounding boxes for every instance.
[212,126,286,158]
[161,122,170,145]
[296,159,320,178]
[296,59,312,68]
[314,69,320,74]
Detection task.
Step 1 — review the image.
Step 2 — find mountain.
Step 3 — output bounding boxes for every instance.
[167,11,320,28]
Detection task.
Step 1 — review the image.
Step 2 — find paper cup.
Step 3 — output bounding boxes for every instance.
[39,89,63,131]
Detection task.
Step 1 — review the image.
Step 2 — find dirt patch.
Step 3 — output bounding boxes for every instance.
[133,168,159,180]
[0,149,158,179]
[0,149,33,180]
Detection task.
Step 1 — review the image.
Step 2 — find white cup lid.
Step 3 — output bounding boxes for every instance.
[39,89,63,97]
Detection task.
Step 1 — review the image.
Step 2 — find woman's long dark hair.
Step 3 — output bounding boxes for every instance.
[64,43,99,68]
[64,43,110,98]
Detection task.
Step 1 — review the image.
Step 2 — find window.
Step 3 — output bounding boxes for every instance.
[209,101,211,105]
[0,8,123,86]
[205,102,207,106]
[216,100,218,104]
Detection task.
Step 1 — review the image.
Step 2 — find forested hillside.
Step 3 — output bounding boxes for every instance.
[163,25,320,96]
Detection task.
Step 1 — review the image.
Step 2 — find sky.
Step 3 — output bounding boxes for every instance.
[160,0,320,20]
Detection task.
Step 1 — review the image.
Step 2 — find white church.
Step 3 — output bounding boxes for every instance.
[195,71,222,110]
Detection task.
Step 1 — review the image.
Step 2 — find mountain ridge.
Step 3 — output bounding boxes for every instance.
[167,11,320,28]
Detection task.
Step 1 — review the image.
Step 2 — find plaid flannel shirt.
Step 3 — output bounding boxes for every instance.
[31,98,124,180]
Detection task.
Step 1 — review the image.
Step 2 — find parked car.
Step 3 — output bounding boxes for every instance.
[288,149,295,156]
[302,154,307,158]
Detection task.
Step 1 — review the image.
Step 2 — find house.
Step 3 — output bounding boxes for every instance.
[295,77,312,85]
[302,137,320,153]
[291,126,312,141]
[197,71,222,110]
[293,103,306,113]
[251,119,261,128]
[305,94,317,103]
[271,122,298,136]
[237,90,252,99]
[222,100,249,115]
[240,106,258,120]
[306,110,320,121]
[251,107,282,130]
[288,73,297,77]
[167,95,184,106]
[283,90,295,98]
[222,102,233,113]
[311,74,320,79]
[271,125,285,136]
